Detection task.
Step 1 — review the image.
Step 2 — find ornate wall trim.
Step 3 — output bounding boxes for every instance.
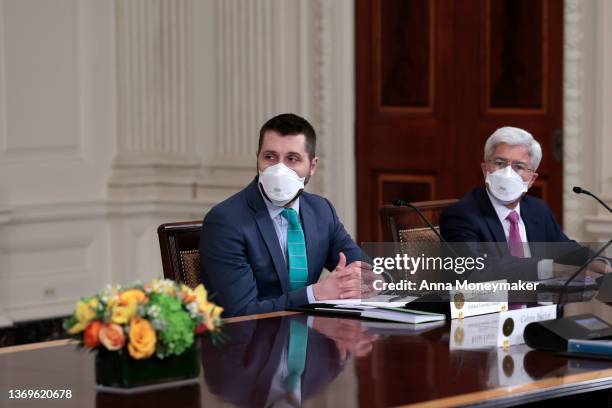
[110,0,199,201]
[563,0,586,240]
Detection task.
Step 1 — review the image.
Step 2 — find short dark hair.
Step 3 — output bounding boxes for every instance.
[258,113,317,159]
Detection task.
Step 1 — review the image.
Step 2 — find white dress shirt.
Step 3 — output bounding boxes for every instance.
[486,190,553,279]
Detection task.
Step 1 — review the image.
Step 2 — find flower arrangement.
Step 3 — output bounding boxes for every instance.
[63,279,223,360]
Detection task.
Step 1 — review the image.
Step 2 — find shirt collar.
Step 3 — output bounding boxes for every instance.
[258,184,300,219]
[485,188,521,223]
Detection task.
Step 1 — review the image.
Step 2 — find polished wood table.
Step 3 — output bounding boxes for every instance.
[2,304,612,407]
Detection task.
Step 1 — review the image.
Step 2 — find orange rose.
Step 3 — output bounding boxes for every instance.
[127,318,156,359]
[99,323,126,351]
[83,321,102,348]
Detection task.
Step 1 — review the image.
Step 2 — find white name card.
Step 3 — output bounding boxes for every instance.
[450,312,499,350]
[450,280,508,319]
[489,344,535,388]
[496,304,557,348]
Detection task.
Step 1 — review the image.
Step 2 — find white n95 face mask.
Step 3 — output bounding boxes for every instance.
[485,165,529,205]
[258,163,306,207]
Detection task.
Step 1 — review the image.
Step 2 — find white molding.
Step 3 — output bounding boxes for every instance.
[319,0,356,236]
[5,300,76,323]
[199,0,356,236]
[114,0,194,157]
[0,0,6,157]
[0,0,84,163]
[595,0,612,197]
[8,201,107,224]
[0,0,115,205]
[0,185,13,328]
[584,215,612,241]
[0,181,10,326]
[563,0,587,240]
[0,205,9,224]
[0,214,108,322]
[309,0,329,198]
[110,0,198,201]
[0,314,11,328]
[7,200,209,223]
[0,199,210,323]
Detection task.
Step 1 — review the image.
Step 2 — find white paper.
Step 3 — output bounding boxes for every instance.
[312,294,418,308]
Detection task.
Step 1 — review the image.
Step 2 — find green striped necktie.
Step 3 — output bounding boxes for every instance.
[285,319,308,392]
[281,208,308,291]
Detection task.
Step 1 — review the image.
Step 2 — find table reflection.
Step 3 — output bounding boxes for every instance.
[201,315,377,407]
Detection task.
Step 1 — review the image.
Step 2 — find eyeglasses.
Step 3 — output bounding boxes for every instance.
[487,158,535,175]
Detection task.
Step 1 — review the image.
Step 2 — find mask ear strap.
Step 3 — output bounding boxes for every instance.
[284,189,304,208]
[258,182,275,204]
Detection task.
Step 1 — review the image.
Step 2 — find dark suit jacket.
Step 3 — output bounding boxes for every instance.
[200,177,362,317]
[202,316,342,407]
[439,187,588,282]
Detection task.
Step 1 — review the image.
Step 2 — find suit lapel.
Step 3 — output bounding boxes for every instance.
[520,196,542,255]
[476,187,506,242]
[247,178,289,292]
[299,196,318,285]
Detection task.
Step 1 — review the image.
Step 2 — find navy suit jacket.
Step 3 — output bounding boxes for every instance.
[440,187,588,281]
[199,177,362,317]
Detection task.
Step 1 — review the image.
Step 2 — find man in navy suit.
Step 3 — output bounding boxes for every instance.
[200,114,368,317]
[440,127,610,282]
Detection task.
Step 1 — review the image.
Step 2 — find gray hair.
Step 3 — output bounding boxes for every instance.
[484,127,542,170]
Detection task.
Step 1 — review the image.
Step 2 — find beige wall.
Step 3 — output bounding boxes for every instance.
[564,0,612,242]
[0,0,610,324]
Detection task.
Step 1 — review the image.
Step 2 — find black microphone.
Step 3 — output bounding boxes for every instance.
[557,238,612,316]
[573,186,612,213]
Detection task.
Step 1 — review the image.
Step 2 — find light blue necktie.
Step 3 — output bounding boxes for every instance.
[281,208,308,291]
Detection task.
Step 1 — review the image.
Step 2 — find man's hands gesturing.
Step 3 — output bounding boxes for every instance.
[313,252,369,300]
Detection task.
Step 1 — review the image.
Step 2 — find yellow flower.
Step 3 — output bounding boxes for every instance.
[199,301,223,331]
[87,298,100,309]
[128,318,156,359]
[120,289,147,304]
[149,278,175,295]
[194,284,208,304]
[179,284,197,303]
[111,299,138,324]
[67,298,99,334]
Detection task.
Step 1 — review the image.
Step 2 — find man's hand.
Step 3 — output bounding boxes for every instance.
[313,252,362,300]
[312,317,378,362]
[552,262,579,279]
[553,260,612,280]
[360,263,380,299]
[586,259,612,276]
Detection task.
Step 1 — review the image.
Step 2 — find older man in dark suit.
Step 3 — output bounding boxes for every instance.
[440,127,610,282]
